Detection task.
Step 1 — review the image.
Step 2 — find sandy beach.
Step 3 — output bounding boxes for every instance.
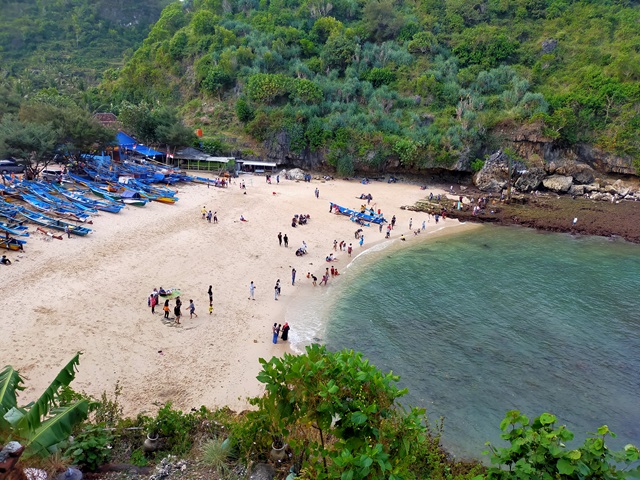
[2,175,465,415]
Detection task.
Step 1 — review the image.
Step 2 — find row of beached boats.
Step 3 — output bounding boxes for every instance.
[0,162,191,250]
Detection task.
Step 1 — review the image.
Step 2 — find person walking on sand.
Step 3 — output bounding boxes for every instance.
[249,281,256,300]
[202,206,207,219]
[422,220,426,231]
[207,210,212,223]
[311,274,317,286]
[274,279,280,300]
[213,211,218,223]
[278,232,283,246]
[291,268,296,286]
[391,215,396,228]
[188,299,198,319]
[314,187,319,199]
[379,223,383,233]
[208,285,213,303]
[283,234,289,247]
[281,322,290,341]
[272,323,279,344]
[359,235,364,247]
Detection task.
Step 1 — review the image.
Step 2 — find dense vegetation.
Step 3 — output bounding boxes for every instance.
[0,0,172,93]
[100,0,640,174]
[2,348,638,479]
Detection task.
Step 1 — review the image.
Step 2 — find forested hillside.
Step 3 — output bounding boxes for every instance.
[101,0,640,174]
[0,0,172,92]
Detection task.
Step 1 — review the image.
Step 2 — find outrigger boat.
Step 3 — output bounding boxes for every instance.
[16,207,92,236]
[330,202,387,224]
[0,236,26,251]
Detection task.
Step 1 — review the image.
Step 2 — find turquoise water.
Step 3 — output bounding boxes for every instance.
[316,226,640,459]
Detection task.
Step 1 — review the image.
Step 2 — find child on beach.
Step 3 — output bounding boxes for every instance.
[163,301,170,319]
[189,299,198,318]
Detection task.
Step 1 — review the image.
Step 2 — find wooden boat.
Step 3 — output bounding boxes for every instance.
[0,236,26,251]
[330,202,386,224]
[0,221,29,236]
[17,207,92,236]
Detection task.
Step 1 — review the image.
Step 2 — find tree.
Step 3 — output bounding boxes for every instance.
[0,353,93,457]
[0,115,59,180]
[362,0,405,41]
[246,344,439,480]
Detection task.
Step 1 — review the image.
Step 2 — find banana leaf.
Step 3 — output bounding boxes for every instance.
[16,352,82,433]
[25,400,91,457]
[0,365,24,429]
[0,365,24,415]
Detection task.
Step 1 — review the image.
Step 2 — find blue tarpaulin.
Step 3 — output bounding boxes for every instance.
[117,132,164,157]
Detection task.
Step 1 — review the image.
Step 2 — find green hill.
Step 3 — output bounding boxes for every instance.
[74,1,640,173]
[0,0,172,92]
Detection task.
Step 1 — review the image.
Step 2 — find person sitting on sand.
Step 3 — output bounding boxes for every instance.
[400,234,406,241]
[326,253,335,262]
[159,287,167,295]
[1,255,11,265]
[240,215,247,222]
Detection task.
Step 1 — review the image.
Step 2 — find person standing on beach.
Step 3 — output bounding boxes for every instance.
[291,268,296,286]
[409,218,413,230]
[209,302,213,315]
[174,303,182,325]
[379,223,383,233]
[65,225,71,238]
[249,281,256,300]
[149,290,158,314]
[213,211,218,223]
[359,235,364,247]
[163,300,170,319]
[422,220,426,231]
[208,285,213,303]
[391,215,396,228]
[283,234,288,247]
[207,210,212,223]
[281,322,290,341]
[348,243,353,256]
[278,232,283,246]
[202,206,207,219]
[314,187,319,198]
[333,239,337,251]
[274,279,280,300]
[188,299,198,319]
[272,323,279,344]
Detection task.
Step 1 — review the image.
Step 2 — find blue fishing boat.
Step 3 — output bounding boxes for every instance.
[16,206,92,236]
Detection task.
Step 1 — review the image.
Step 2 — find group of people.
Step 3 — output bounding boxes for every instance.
[291,213,310,227]
[265,174,280,184]
[272,322,290,343]
[358,193,373,204]
[201,206,218,223]
[149,288,199,326]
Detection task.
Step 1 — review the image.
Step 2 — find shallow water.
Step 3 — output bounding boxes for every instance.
[289,226,640,458]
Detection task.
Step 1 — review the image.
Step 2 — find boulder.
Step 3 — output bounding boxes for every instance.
[569,185,585,196]
[473,150,525,192]
[249,463,275,480]
[285,168,306,181]
[514,167,545,192]
[583,183,600,193]
[542,175,573,193]
[572,166,595,184]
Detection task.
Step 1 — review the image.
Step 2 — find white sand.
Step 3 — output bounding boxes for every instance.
[2,175,467,415]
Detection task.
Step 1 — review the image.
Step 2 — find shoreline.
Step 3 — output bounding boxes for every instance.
[3,176,451,415]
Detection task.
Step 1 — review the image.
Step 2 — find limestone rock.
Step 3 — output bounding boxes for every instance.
[514,167,545,192]
[285,168,306,181]
[569,185,585,196]
[473,150,525,192]
[249,463,275,480]
[542,175,573,192]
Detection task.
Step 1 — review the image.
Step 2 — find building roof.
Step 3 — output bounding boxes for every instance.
[175,147,234,163]
[238,161,278,167]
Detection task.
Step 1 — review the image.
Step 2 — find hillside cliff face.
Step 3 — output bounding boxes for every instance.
[105,0,639,178]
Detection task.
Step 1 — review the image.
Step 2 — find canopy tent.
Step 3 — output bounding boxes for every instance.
[117,132,164,158]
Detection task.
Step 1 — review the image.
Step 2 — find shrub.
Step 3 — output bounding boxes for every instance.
[63,424,113,471]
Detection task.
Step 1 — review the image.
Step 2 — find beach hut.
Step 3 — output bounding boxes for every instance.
[174,147,234,172]
[237,160,278,174]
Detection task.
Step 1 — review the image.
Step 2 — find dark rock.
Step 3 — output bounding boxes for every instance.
[249,463,275,480]
[541,38,557,54]
[473,150,525,192]
[514,167,545,192]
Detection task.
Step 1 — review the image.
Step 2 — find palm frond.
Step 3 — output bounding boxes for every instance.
[17,352,82,433]
[25,400,91,457]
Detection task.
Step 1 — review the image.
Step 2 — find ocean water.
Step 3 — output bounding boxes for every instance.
[288,225,640,459]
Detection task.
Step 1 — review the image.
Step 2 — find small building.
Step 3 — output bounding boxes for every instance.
[174,147,235,172]
[237,160,278,174]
